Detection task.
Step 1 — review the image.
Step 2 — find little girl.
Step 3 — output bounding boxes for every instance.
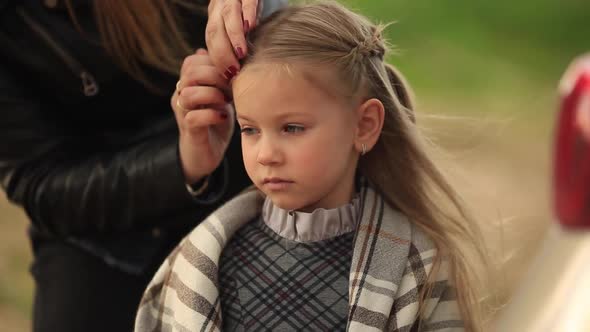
[135,2,486,331]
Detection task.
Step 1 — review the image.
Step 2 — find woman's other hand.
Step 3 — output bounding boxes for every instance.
[173,49,234,184]
[205,0,259,77]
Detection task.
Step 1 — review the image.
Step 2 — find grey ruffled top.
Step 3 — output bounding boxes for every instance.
[261,196,361,243]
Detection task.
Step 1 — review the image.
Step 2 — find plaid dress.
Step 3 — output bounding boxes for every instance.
[218,197,358,331]
[135,185,463,331]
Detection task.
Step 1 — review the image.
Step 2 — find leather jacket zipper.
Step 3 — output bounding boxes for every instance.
[17,8,99,97]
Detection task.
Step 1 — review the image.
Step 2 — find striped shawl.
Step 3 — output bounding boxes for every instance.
[135,186,463,331]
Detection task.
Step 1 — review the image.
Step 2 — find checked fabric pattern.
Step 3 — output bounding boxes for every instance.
[219,217,354,331]
[135,185,463,331]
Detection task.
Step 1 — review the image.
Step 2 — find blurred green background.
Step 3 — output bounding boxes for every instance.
[1,0,589,330]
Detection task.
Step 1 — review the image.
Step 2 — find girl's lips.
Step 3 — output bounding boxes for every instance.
[262,177,294,183]
[262,178,294,191]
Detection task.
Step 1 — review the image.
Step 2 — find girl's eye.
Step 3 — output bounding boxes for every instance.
[283,124,305,133]
[240,127,259,135]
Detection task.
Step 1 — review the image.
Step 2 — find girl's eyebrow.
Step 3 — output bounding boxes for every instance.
[238,111,312,123]
[236,114,255,122]
[274,111,312,120]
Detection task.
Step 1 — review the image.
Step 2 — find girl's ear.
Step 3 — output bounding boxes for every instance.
[355,98,384,154]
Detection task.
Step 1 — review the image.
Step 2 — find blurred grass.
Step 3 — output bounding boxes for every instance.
[342,0,590,102]
[1,0,589,330]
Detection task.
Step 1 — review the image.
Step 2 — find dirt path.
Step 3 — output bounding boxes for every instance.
[0,194,33,331]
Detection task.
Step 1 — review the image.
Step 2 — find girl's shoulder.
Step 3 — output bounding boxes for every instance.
[210,186,264,220]
[373,195,437,254]
[182,187,264,244]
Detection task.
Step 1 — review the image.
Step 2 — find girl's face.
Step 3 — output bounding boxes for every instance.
[233,64,360,212]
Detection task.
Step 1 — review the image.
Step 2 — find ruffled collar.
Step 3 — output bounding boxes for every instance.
[261,196,360,243]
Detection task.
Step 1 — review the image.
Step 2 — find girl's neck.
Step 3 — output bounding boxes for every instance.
[262,194,361,242]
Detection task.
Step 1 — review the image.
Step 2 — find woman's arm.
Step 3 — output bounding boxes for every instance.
[0,63,228,237]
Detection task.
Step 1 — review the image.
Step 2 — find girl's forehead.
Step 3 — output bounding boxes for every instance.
[233,63,359,120]
[233,66,319,109]
[233,63,312,99]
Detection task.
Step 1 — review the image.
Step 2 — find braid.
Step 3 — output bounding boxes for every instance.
[350,25,386,59]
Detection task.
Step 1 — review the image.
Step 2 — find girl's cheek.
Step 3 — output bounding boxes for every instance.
[296,148,325,170]
[241,146,256,168]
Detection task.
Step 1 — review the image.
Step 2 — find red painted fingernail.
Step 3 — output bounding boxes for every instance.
[235,46,245,59]
[224,66,239,80]
[224,70,234,80]
[244,20,250,33]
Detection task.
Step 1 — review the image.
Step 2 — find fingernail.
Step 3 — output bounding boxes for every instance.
[220,112,228,119]
[244,20,250,33]
[224,66,239,80]
[224,69,234,80]
[235,46,245,59]
[224,94,232,103]
[228,66,239,79]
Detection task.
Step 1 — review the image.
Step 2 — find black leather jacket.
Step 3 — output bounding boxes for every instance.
[0,0,251,275]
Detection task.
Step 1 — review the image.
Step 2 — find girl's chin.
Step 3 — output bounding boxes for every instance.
[271,200,302,211]
[268,198,321,213]
[266,196,307,212]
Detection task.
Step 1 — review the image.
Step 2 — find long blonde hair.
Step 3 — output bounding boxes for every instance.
[65,0,206,92]
[243,2,488,330]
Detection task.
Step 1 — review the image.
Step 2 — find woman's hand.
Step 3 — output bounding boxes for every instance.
[205,0,260,77]
[172,49,234,184]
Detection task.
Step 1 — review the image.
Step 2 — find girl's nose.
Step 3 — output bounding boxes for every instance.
[256,137,282,166]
